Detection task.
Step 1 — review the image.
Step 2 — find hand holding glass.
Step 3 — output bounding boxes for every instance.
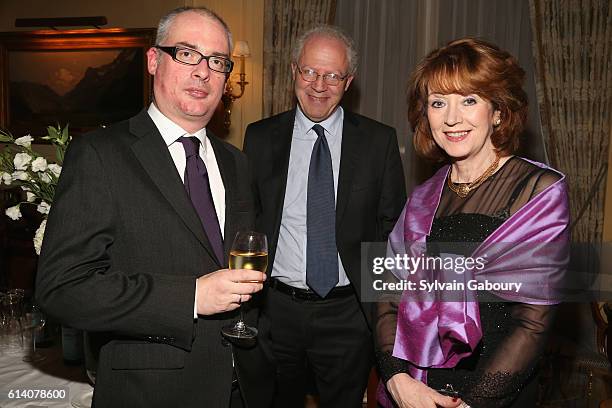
[221,231,268,340]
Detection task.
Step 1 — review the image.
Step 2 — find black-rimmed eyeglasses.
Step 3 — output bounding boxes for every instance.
[155,46,234,74]
[296,66,349,86]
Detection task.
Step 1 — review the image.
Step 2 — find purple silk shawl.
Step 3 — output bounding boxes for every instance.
[378,158,569,406]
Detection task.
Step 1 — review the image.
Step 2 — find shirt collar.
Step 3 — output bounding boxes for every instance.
[147,103,208,150]
[294,105,344,141]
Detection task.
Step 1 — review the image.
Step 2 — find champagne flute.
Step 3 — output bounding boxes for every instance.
[221,231,268,340]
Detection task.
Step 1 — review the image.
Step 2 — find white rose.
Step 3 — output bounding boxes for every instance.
[5,205,22,220]
[1,172,11,185]
[11,171,29,181]
[31,157,48,172]
[37,201,50,215]
[14,135,34,148]
[39,172,52,184]
[47,163,62,177]
[26,192,36,202]
[34,219,47,256]
[13,152,32,170]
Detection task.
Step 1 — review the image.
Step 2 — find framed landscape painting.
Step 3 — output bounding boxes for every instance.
[0,28,155,137]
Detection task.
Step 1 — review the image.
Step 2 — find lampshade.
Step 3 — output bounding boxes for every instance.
[232,40,251,58]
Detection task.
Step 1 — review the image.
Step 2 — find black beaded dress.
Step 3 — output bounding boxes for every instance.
[376,157,562,407]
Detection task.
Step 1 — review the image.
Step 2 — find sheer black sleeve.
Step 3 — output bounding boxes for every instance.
[374,263,411,383]
[375,297,411,383]
[461,303,557,407]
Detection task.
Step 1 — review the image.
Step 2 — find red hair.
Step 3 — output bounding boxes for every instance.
[408,37,528,162]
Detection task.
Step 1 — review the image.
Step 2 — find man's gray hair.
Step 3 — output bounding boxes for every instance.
[291,25,358,74]
[155,7,233,54]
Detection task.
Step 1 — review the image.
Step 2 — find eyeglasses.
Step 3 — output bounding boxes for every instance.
[155,46,234,74]
[296,66,349,86]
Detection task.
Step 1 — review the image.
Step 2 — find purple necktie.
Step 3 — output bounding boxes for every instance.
[306,124,339,297]
[179,136,224,264]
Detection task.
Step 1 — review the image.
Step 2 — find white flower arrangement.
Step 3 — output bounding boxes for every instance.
[1,125,70,255]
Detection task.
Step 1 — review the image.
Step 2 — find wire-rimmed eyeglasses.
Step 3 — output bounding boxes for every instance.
[155,46,234,74]
[296,66,349,86]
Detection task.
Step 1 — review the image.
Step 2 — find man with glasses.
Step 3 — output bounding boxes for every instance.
[36,7,272,408]
[243,25,406,406]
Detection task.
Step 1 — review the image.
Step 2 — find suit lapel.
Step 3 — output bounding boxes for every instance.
[336,112,366,225]
[128,111,220,266]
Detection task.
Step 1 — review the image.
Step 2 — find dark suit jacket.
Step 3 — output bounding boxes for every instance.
[35,110,273,408]
[243,109,406,326]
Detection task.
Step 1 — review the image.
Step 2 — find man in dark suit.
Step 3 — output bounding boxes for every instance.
[36,7,272,408]
[243,25,406,407]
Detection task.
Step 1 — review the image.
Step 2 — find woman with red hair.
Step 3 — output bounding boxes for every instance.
[376,38,569,408]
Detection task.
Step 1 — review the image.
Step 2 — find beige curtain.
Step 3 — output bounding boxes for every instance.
[262,0,336,117]
[529,0,612,243]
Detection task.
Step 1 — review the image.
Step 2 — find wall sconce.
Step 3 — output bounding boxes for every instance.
[222,40,251,129]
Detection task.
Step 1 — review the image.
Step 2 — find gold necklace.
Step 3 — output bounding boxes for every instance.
[447,154,500,198]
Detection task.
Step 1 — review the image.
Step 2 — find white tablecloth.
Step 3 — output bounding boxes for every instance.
[0,343,93,407]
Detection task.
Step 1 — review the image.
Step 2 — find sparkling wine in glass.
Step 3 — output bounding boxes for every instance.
[221,231,268,341]
[231,251,268,283]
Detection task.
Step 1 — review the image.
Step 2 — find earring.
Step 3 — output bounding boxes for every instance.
[494,118,501,126]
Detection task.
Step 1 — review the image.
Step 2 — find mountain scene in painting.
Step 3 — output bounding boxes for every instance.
[9,48,144,134]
